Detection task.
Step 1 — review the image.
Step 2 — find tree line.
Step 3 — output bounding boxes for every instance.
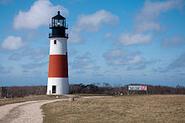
[0,83,185,98]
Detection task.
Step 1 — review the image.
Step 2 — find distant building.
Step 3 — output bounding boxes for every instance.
[128,84,148,94]
[128,85,147,91]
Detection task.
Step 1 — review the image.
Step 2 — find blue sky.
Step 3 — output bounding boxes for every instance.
[0,0,185,86]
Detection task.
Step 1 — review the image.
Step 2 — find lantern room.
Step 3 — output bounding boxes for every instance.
[49,11,68,38]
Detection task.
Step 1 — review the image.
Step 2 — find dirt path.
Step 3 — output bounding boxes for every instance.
[0,99,68,123]
[0,96,106,123]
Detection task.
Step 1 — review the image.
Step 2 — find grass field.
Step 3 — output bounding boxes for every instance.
[42,95,185,123]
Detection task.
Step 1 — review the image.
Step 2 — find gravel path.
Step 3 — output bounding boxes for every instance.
[0,99,67,123]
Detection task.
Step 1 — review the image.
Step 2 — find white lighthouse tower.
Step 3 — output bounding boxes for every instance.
[47,11,69,95]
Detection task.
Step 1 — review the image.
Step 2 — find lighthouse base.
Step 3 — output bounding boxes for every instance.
[47,78,69,95]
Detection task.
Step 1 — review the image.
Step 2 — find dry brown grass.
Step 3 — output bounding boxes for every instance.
[42,95,185,123]
[0,95,63,106]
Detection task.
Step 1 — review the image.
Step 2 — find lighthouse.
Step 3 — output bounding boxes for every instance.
[47,11,69,95]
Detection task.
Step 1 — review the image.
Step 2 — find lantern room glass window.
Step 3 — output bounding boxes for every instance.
[52,18,66,27]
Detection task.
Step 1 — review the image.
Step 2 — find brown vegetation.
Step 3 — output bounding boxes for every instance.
[42,95,185,123]
[0,86,46,98]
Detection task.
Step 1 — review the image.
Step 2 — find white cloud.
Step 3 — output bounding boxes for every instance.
[103,49,152,70]
[138,0,183,20]
[128,55,142,64]
[68,31,83,43]
[135,0,184,32]
[69,10,118,43]
[103,49,124,59]
[76,10,119,32]
[119,33,151,46]
[103,49,143,66]
[118,0,184,46]
[105,32,112,38]
[1,36,24,50]
[9,47,47,61]
[71,52,100,73]
[14,0,68,29]
[136,22,160,33]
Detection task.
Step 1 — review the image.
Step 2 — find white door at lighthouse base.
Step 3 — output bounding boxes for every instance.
[47,78,69,95]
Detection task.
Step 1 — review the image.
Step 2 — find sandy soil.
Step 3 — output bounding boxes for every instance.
[0,99,67,123]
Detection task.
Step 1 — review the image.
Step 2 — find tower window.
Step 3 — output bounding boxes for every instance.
[54,40,57,44]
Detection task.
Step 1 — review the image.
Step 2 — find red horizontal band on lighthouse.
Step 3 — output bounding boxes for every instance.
[48,54,68,77]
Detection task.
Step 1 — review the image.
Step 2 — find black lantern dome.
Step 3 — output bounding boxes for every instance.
[49,11,68,38]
